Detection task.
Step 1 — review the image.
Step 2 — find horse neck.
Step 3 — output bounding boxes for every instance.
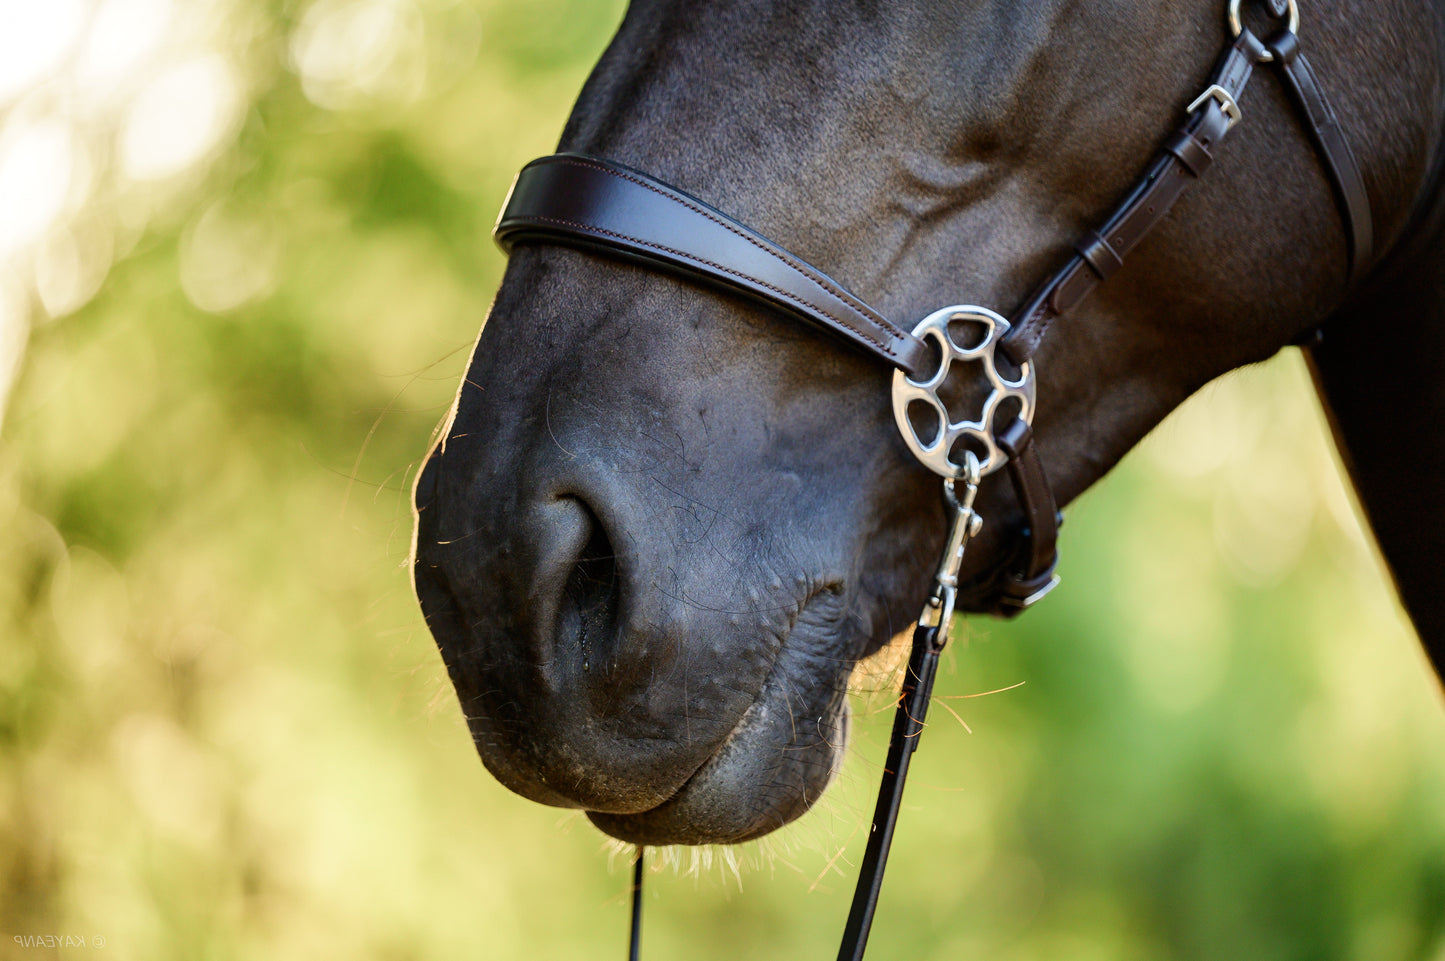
[1307,102,1445,676]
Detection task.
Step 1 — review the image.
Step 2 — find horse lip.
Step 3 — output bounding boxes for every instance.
[575,607,786,823]
[602,676,768,814]
[420,440,853,835]
[411,547,586,811]
[583,583,850,845]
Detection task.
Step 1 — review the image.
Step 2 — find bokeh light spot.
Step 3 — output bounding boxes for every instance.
[291,0,429,109]
[112,712,224,847]
[120,54,242,181]
[0,0,88,104]
[180,200,283,313]
[0,118,75,257]
[75,0,174,109]
[35,218,115,319]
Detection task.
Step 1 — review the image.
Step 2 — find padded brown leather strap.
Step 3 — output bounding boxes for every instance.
[1265,30,1374,282]
[1000,31,1263,367]
[495,154,930,376]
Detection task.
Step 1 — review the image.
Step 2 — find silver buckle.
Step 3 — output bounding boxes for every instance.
[1017,574,1061,609]
[1187,84,1243,131]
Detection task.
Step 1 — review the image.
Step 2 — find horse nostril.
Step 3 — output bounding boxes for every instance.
[557,499,621,674]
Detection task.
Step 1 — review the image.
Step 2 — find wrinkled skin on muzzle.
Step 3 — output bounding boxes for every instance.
[412,0,1438,844]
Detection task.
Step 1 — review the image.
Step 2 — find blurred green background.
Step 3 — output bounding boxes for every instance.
[2,1,1443,959]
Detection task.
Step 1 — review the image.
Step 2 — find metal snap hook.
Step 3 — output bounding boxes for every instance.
[918,451,983,640]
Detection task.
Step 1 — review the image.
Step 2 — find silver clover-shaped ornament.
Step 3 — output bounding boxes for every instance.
[891,305,1036,479]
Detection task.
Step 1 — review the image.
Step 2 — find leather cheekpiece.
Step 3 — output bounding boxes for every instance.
[1000,24,1375,369]
[992,418,1060,614]
[999,31,1263,368]
[1162,129,1215,177]
[1265,30,1374,281]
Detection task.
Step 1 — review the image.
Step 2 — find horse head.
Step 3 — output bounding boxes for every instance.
[412,0,1444,847]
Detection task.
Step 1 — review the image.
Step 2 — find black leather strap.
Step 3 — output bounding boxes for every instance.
[629,852,644,961]
[1001,31,1263,367]
[495,154,931,376]
[836,618,944,961]
[1265,30,1374,282]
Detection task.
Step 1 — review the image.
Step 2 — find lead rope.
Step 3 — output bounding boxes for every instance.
[629,847,644,961]
[837,456,983,961]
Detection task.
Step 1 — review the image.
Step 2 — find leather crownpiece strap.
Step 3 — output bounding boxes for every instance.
[495,154,931,377]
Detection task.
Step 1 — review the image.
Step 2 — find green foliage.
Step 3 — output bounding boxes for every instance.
[1,2,1443,960]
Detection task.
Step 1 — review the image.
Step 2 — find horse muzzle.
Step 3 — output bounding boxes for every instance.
[412,435,855,844]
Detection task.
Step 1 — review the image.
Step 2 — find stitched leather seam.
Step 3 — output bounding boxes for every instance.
[513,213,905,360]
[547,156,910,355]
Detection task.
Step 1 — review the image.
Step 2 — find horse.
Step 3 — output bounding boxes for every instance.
[411,0,1444,883]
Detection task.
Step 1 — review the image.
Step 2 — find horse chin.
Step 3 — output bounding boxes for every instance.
[586,697,849,848]
[586,597,855,847]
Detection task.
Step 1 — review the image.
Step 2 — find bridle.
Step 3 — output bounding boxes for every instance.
[490,0,1373,957]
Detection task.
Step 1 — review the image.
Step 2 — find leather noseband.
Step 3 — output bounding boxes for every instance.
[496,152,1065,614]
